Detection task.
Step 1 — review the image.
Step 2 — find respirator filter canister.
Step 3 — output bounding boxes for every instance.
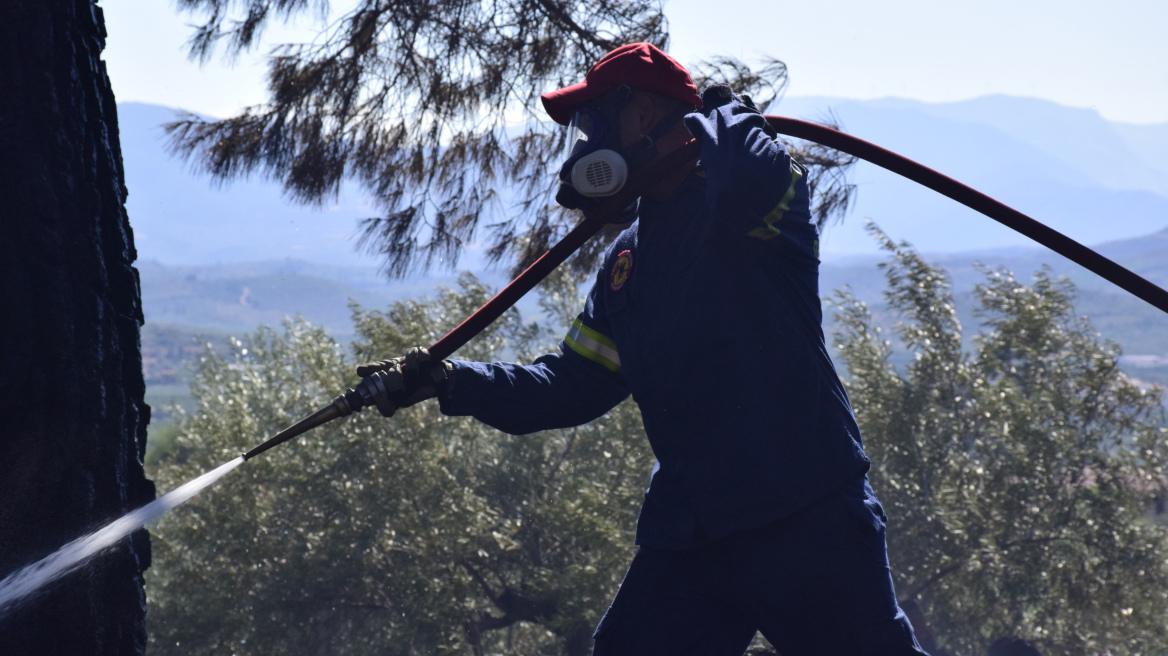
[569,149,629,197]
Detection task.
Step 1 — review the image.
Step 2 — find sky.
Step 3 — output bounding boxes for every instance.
[102,0,1168,125]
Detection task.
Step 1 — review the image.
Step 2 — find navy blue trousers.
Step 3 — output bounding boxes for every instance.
[592,478,928,656]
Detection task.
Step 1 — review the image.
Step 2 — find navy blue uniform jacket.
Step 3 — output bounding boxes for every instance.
[439,95,871,548]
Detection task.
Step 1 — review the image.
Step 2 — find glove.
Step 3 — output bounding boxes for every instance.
[739,93,779,139]
[683,85,774,200]
[352,347,453,417]
[700,83,735,110]
[685,85,773,140]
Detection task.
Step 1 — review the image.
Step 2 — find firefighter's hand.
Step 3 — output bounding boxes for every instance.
[353,347,453,417]
[683,85,774,200]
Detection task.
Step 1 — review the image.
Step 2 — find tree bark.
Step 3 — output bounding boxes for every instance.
[0,0,155,653]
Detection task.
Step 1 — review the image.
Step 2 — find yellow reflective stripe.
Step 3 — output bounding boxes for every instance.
[748,160,805,240]
[572,318,617,351]
[564,318,621,373]
[748,225,781,240]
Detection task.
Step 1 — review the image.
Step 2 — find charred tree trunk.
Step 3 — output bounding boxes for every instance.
[0,0,155,653]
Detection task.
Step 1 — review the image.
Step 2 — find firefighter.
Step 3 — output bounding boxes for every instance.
[359,42,929,656]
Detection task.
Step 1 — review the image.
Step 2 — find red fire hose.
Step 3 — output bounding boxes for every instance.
[434,116,1168,360]
[243,115,1168,460]
[764,115,1168,315]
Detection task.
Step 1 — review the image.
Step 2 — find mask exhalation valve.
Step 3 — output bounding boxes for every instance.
[570,150,628,197]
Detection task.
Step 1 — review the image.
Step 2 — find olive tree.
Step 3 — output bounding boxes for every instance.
[833,225,1168,655]
[146,274,655,656]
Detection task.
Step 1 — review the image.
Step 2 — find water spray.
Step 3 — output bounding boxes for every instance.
[0,457,245,617]
[0,139,700,620]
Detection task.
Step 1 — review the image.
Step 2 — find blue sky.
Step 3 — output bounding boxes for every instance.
[103,0,1168,124]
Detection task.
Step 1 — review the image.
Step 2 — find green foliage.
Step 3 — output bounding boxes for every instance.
[146,274,654,656]
[833,225,1168,655]
[167,0,668,278]
[145,421,184,466]
[165,1,855,280]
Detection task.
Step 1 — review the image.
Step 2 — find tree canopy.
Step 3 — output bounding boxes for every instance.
[146,273,657,656]
[834,225,1168,655]
[166,0,854,279]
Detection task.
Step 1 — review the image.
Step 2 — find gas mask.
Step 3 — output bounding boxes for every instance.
[555,86,691,214]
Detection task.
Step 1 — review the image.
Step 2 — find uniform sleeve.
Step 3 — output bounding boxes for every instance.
[683,91,813,242]
[437,274,629,435]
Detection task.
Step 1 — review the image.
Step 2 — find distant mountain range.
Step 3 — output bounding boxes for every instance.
[772,95,1168,254]
[118,103,385,268]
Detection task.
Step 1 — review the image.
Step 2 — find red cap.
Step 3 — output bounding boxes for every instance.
[540,43,702,126]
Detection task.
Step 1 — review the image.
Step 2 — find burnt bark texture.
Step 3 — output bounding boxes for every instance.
[0,0,155,653]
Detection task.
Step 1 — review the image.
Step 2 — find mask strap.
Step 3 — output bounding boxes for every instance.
[624,104,694,169]
[646,104,694,144]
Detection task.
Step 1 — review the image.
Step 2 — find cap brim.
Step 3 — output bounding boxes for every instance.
[540,80,598,126]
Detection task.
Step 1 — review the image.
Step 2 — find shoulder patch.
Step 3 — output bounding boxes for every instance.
[609,250,634,291]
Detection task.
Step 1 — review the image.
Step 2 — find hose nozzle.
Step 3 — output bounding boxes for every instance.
[240,371,401,461]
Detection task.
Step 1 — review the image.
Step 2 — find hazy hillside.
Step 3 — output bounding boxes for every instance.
[137,260,528,417]
[1113,122,1168,185]
[138,225,1168,414]
[118,103,387,267]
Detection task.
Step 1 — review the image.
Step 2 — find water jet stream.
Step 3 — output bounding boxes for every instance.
[0,456,245,618]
